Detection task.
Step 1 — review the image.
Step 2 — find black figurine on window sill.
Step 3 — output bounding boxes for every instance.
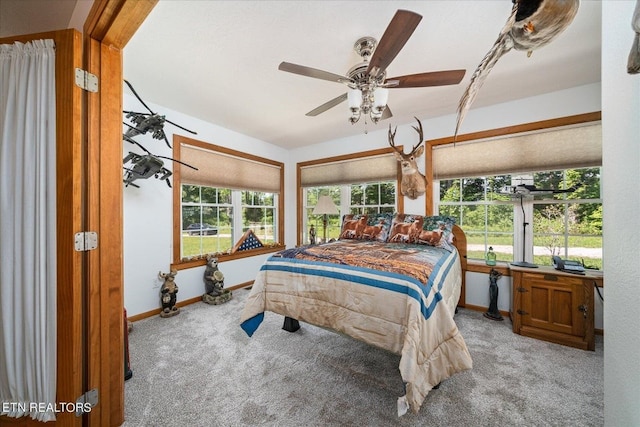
[484,268,503,321]
[309,224,316,245]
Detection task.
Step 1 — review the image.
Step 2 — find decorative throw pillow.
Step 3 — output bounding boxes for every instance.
[339,213,393,242]
[387,213,424,243]
[387,213,456,250]
[339,214,368,240]
[360,212,393,242]
[417,216,457,251]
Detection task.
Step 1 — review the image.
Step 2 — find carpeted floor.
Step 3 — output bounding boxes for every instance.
[123,288,603,426]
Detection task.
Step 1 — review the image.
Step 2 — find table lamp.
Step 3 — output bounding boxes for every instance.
[312,195,339,243]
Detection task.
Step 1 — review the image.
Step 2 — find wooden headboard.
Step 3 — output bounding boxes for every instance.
[451,224,467,308]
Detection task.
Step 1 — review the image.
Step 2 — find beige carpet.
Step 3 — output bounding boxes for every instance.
[123,288,603,426]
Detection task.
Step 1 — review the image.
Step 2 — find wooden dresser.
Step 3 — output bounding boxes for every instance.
[510,265,603,351]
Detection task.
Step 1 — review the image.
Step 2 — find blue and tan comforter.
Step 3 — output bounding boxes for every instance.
[240,240,473,415]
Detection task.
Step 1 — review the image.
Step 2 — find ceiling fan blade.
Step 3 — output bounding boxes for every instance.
[279,62,351,84]
[305,93,348,117]
[366,10,422,78]
[385,70,466,88]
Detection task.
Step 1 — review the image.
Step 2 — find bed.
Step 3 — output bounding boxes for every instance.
[240,213,473,416]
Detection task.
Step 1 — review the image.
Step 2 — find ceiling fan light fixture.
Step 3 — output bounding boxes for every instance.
[349,112,361,125]
[373,87,389,112]
[347,86,388,125]
[348,88,362,111]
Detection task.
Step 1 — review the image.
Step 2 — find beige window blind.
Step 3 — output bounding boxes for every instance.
[180,142,281,193]
[433,122,602,180]
[300,154,398,187]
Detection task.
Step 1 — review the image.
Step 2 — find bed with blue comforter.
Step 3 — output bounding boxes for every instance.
[240,216,472,416]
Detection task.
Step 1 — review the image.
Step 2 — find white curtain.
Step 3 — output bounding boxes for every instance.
[0,40,57,422]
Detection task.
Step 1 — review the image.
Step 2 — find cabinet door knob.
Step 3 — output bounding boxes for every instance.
[578,304,588,319]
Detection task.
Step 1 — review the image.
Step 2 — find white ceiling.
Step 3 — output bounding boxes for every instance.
[2,0,601,150]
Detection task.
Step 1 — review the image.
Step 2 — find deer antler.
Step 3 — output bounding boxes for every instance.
[388,118,424,155]
[409,117,424,155]
[388,124,400,151]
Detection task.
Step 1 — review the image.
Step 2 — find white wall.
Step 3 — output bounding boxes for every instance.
[123,93,289,316]
[602,2,640,425]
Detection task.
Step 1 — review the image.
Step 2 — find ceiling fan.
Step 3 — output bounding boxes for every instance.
[278,9,466,124]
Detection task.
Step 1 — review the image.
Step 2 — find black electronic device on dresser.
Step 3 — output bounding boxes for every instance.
[552,256,586,274]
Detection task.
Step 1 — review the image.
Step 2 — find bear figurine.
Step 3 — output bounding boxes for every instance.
[159,270,180,317]
[202,255,232,305]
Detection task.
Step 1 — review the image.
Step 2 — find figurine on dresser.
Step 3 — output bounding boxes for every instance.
[202,255,233,305]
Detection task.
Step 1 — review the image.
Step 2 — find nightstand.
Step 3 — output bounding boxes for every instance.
[510,265,603,351]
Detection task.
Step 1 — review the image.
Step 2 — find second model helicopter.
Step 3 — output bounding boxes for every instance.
[123,79,197,148]
[123,138,198,188]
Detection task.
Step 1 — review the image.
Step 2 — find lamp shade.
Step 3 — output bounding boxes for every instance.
[373,88,389,109]
[347,89,362,110]
[312,195,339,215]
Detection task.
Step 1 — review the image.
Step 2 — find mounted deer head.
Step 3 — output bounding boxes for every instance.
[389,117,427,200]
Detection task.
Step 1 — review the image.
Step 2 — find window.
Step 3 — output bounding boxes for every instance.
[532,168,602,269]
[242,190,276,244]
[297,147,402,246]
[438,168,602,269]
[430,114,602,269]
[438,175,514,262]
[349,182,396,215]
[304,186,341,244]
[181,186,233,258]
[302,182,396,244]
[174,135,283,263]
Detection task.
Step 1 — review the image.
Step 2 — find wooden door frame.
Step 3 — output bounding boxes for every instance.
[0,29,84,427]
[83,1,157,425]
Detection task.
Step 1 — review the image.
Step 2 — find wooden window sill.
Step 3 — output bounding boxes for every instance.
[171,245,284,271]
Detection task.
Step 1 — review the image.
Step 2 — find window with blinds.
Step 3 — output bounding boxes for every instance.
[299,153,398,187]
[296,147,401,245]
[432,122,602,180]
[173,135,284,263]
[431,117,602,269]
[179,139,282,193]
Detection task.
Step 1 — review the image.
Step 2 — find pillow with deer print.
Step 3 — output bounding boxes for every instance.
[339,213,392,242]
[388,214,456,251]
[419,216,457,251]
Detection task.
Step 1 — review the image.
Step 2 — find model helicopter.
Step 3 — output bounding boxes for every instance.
[123,79,197,148]
[505,183,580,197]
[123,138,198,188]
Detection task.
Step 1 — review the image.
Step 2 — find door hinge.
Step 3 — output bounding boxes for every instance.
[517,287,529,293]
[74,68,98,92]
[74,231,98,251]
[517,309,529,316]
[75,388,98,416]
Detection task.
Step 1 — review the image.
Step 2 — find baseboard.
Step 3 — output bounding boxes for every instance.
[127,280,254,322]
[464,303,510,319]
